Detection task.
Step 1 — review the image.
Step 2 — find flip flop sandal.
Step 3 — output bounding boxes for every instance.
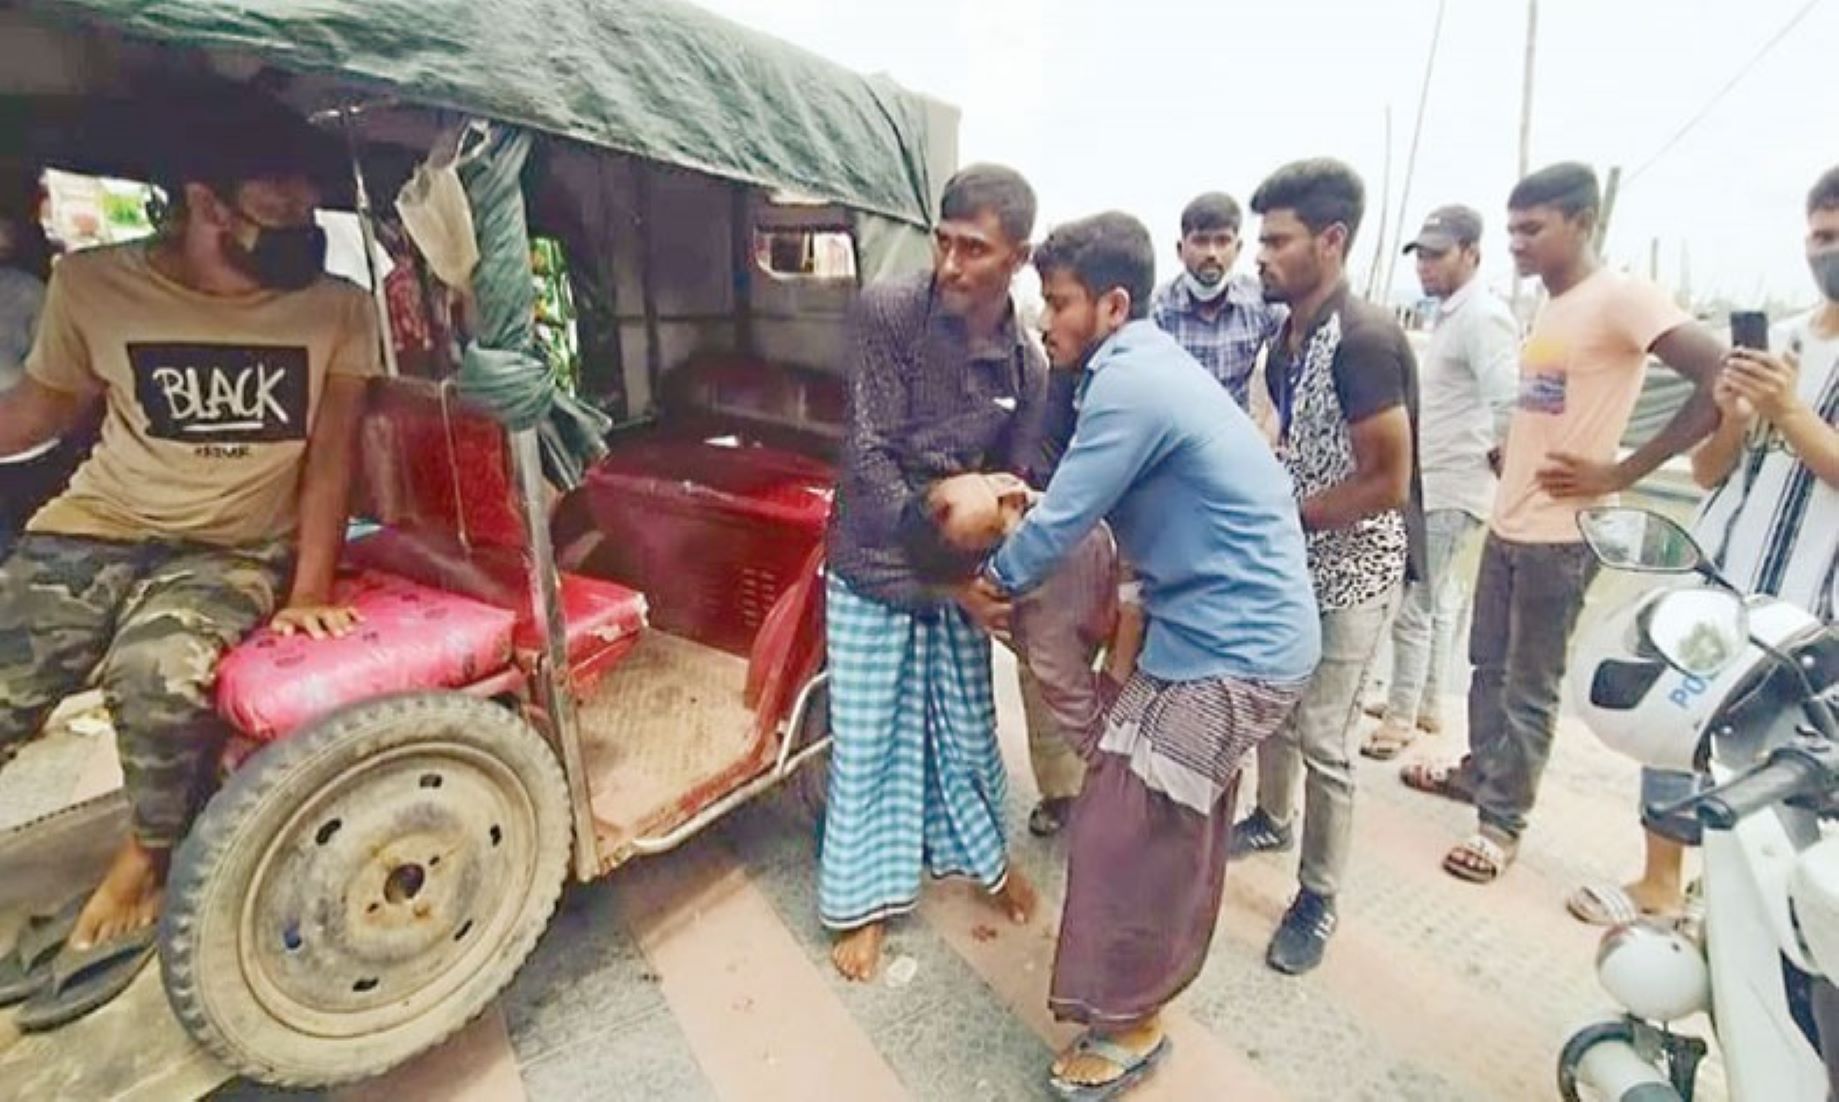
[15,923,158,1032]
[1049,1033,1172,1101]
[1564,881,1646,927]
[0,895,87,1006]
[1360,722,1419,761]
[1567,881,1689,929]
[1400,760,1474,804]
[1443,833,1515,884]
[1682,879,1706,925]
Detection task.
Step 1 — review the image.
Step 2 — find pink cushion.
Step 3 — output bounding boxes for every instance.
[216,571,518,742]
[512,571,649,663]
[343,528,648,666]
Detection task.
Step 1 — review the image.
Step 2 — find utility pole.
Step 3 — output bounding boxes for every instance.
[1382,0,1447,306]
[1365,104,1395,302]
[1511,0,1538,315]
[1594,164,1622,255]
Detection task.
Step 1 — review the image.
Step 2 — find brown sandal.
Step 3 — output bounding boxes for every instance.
[1360,719,1418,761]
[1399,759,1474,803]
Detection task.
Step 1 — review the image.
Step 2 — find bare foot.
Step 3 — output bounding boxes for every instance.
[1623,879,1685,915]
[70,839,168,951]
[1052,1016,1165,1086]
[990,867,1036,925]
[831,921,885,982]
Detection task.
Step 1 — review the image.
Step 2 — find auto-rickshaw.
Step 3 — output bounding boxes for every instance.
[0,0,958,1089]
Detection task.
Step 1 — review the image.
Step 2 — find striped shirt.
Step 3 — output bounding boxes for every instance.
[1150,273,1284,407]
[1692,313,1838,619]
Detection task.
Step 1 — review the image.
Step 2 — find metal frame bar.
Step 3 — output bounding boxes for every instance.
[635,163,663,413]
[624,737,831,860]
[334,107,401,379]
[591,151,628,420]
[729,184,755,354]
[774,670,828,775]
[510,428,600,880]
[624,671,830,860]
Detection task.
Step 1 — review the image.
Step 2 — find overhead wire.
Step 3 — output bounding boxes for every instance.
[1625,0,1826,186]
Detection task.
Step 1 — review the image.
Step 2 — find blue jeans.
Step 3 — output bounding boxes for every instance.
[1462,534,1600,841]
[1384,508,1482,720]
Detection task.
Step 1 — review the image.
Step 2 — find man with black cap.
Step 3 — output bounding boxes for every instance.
[0,90,376,1028]
[1360,205,1519,760]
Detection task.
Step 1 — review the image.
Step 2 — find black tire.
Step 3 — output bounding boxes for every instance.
[160,693,572,1089]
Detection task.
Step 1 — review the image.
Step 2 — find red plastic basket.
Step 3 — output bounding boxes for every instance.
[583,438,832,655]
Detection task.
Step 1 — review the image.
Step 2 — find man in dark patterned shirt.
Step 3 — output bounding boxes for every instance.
[821,164,1048,982]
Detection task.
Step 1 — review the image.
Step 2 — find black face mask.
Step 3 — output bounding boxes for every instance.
[226,220,327,292]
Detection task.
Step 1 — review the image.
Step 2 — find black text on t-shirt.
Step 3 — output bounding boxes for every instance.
[129,343,310,445]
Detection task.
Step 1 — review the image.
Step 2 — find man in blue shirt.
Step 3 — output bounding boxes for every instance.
[962,211,1319,1099]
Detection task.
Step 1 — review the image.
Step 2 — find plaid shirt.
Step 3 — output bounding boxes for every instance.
[1150,273,1284,407]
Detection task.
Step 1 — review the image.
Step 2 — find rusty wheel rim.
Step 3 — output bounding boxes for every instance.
[236,743,540,1038]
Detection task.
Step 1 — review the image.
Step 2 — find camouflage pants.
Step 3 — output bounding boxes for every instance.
[0,533,290,847]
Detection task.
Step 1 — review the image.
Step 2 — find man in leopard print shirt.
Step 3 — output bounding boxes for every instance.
[1231,159,1425,977]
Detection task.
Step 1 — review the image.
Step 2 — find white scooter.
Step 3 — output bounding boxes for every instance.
[1557,507,1839,1102]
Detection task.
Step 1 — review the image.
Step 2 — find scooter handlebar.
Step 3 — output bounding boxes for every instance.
[1694,751,1827,831]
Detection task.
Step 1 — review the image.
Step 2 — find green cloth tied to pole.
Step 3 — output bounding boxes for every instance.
[456,125,610,487]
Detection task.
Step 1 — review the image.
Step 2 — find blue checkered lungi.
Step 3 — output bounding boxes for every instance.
[818,572,1010,930]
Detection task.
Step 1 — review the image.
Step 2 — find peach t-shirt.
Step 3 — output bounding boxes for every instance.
[1492,270,1689,543]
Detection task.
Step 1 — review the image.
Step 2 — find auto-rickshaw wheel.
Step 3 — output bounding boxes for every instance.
[159,693,572,1088]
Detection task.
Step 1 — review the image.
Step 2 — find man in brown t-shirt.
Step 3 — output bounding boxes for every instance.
[0,96,378,1027]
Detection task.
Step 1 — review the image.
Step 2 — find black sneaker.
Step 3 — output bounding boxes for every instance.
[1266,889,1338,975]
[1028,798,1072,838]
[1228,809,1295,858]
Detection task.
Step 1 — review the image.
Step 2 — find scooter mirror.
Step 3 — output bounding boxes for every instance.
[1578,508,1703,574]
[1648,589,1749,679]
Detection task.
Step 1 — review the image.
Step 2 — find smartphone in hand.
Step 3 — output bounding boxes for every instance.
[1730,310,1769,351]
[1727,310,1782,451]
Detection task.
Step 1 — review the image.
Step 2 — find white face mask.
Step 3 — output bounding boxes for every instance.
[1183,268,1231,303]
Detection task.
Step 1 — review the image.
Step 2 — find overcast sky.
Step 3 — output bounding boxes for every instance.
[694,0,1831,311]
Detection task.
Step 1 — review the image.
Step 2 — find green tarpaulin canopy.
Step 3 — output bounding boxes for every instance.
[455,124,613,486]
[13,0,950,483]
[24,0,942,227]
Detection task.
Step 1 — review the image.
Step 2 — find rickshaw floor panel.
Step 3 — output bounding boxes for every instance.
[576,631,760,853]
